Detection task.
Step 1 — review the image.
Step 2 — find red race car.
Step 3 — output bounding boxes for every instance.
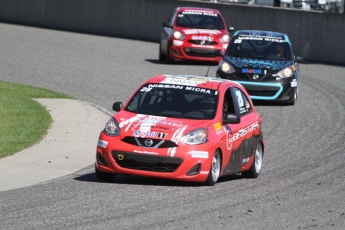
[95,74,264,186]
[159,7,233,64]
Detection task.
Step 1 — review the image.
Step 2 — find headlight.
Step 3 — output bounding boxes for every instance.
[220,34,230,43]
[173,31,185,40]
[274,66,293,78]
[181,128,208,145]
[220,62,235,74]
[104,117,120,136]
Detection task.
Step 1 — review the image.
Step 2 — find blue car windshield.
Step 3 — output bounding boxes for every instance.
[226,35,293,61]
[125,83,219,120]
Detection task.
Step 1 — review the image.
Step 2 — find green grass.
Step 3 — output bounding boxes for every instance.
[0,81,73,158]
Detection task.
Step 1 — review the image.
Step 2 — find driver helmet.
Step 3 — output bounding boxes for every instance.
[200,97,215,113]
[276,44,284,55]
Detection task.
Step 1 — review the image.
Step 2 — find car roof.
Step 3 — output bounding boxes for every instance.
[145,74,242,91]
[175,7,221,14]
[234,30,288,38]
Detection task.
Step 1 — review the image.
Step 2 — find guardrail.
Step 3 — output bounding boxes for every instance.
[0,0,344,65]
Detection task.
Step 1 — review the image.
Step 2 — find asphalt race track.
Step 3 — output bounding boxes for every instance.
[0,23,345,230]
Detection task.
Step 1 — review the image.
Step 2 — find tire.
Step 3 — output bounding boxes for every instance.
[242,141,263,178]
[95,165,116,182]
[159,42,166,62]
[204,149,221,186]
[165,43,174,64]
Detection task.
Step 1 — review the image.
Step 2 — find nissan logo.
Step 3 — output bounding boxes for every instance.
[144,139,154,147]
[253,74,259,80]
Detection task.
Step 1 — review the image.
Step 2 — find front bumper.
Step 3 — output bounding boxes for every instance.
[95,136,214,182]
[170,40,227,62]
[236,78,297,101]
[217,71,297,101]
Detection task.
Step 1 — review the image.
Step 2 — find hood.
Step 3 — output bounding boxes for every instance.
[179,27,227,43]
[226,56,293,72]
[114,112,212,141]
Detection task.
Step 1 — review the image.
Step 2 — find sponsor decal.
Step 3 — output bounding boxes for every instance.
[182,10,217,16]
[200,171,209,175]
[97,139,108,148]
[184,29,221,35]
[146,84,212,94]
[190,151,209,159]
[214,122,222,130]
[191,36,214,41]
[226,121,259,150]
[161,77,207,86]
[242,68,262,74]
[168,125,188,157]
[291,79,297,87]
[147,84,184,89]
[133,130,167,138]
[242,157,250,164]
[157,133,167,138]
[216,130,223,135]
[237,34,286,43]
[134,150,159,155]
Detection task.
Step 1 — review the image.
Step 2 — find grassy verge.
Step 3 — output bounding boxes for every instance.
[0,81,73,158]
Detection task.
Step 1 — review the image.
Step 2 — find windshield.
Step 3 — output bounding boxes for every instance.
[175,11,224,30]
[226,35,292,61]
[125,83,219,119]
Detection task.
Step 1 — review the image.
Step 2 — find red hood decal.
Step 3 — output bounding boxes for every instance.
[116,112,211,141]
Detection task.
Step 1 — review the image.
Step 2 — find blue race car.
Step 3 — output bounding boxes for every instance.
[216,30,303,105]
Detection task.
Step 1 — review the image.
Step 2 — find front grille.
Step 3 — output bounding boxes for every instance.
[188,40,217,45]
[242,84,280,97]
[122,136,178,148]
[246,89,278,96]
[112,151,183,172]
[183,48,220,57]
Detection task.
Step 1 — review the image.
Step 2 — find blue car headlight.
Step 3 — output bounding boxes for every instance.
[220,61,235,74]
[274,66,293,78]
[104,117,120,136]
[181,128,208,145]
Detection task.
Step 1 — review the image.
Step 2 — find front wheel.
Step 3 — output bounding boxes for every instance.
[165,43,174,64]
[159,42,166,62]
[204,149,221,186]
[95,165,116,182]
[242,142,263,178]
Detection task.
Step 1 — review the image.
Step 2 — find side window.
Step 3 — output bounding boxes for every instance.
[232,87,252,116]
[222,89,236,120]
[168,11,176,25]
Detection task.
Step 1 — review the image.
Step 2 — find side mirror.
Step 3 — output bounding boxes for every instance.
[215,50,223,57]
[223,114,240,124]
[163,22,172,28]
[228,27,235,32]
[295,56,304,63]
[112,101,123,112]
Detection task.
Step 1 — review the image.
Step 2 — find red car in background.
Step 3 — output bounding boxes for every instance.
[95,74,264,186]
[159,7,233,64]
